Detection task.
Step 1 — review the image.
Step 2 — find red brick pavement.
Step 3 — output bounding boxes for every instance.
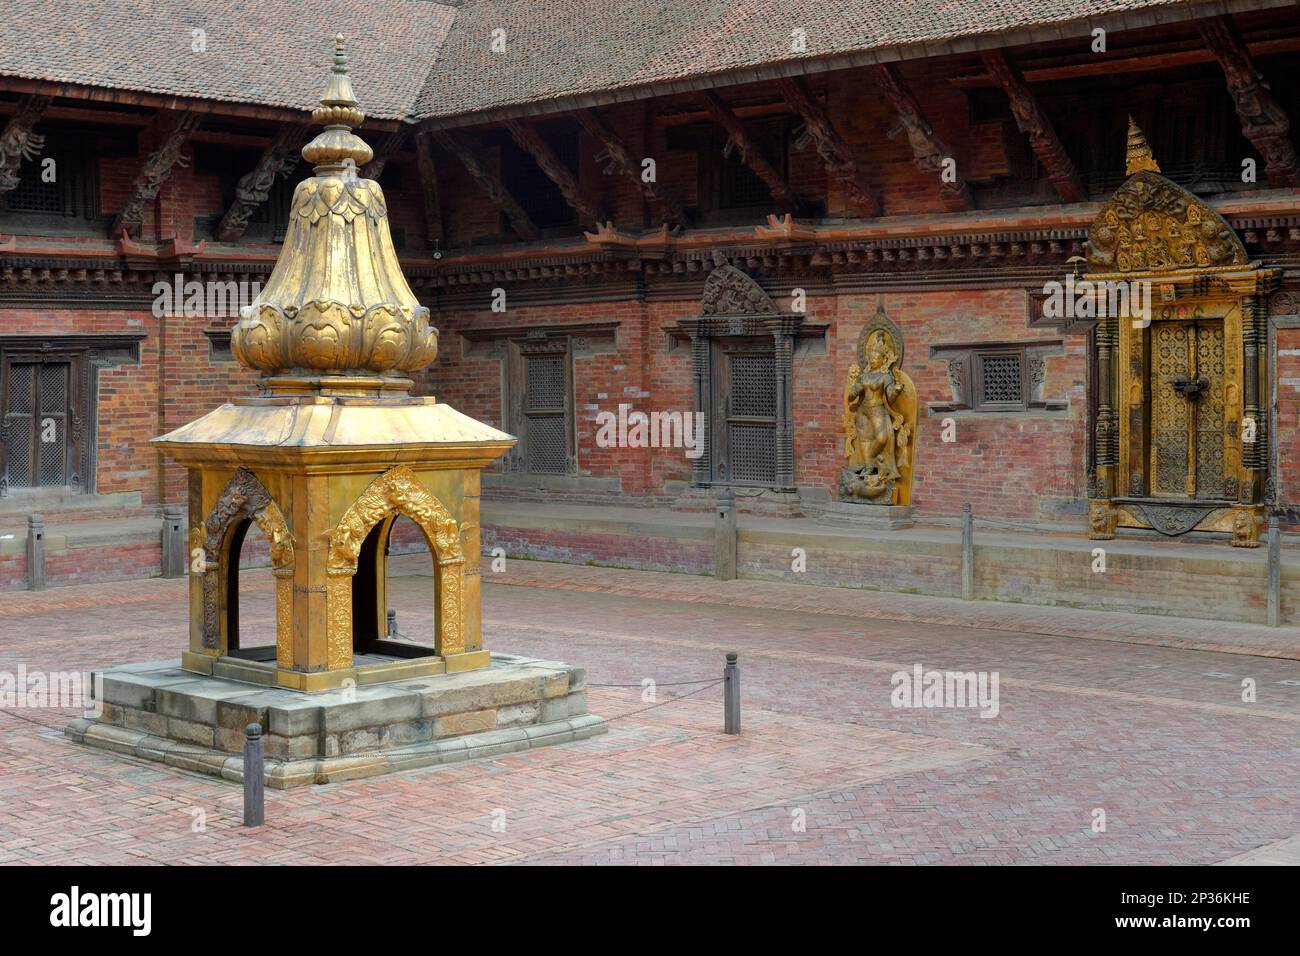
[2,559,1299,864]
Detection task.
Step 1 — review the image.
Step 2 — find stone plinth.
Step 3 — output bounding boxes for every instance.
[816,502,915,530]
[66,655,605,788]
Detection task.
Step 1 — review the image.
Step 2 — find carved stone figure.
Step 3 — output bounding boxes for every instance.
[840,306,917,505]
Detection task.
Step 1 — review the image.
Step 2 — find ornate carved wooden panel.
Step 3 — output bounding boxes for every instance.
[1085,120,1273,546]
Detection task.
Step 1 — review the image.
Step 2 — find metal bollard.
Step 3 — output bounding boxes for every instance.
[161,506,186,578]
[1267,516,1280,628]
[723,651,740,734]
[26,514,46,592]
[714,489,737,581]
[960,503,974,601]
[387,609,397,638]
[243,723,265,827]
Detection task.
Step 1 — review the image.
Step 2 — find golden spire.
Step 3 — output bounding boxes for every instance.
[1125,116,1160,175]
[231,34,437,396]
[302,33,373,171]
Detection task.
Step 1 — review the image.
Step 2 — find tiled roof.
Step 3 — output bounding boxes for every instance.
[0,0,456,119]
[413,0,1204,119]
[0,0,1278,122]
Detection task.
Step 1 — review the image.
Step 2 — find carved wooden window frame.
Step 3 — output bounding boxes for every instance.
[504,334,576,476]
[0,333,144,496]
[929,340,1067,415]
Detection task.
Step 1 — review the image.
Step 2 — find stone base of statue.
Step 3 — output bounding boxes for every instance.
[815,499,915,530]
[66,654,605,789]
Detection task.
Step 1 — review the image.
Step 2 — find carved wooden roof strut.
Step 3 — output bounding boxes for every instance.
[434,128,540,243]
[414,129,444,250]
[980,49,1084,204]
[506,117,604,229]
[1199,15,1300,189]
[574,107,688,227]
[0,94,53,193]
[360,127,409,180]
[111,110,200,238]
[215,123,309,243]
[698,90,802,216]
[776,75,879,218]
[871,63,972,212]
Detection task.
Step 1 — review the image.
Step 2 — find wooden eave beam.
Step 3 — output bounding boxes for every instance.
[214,123,308,243]
[698,90,802,216]
[1199,15,1300,188]
[573,107,688,227]
[980,50,1084,204]
[775,76,879,218]
[871,64,972,212]
[434,128,539,243]
[110,110,200,238]
[505,118,604,228]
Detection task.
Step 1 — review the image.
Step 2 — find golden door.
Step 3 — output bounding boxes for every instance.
[1147,319,1229,500]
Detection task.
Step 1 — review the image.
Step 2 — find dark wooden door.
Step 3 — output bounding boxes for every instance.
[709,337,776,485]
[1,359,74,492]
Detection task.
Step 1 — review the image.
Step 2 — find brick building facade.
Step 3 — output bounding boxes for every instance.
[2,0,1300,603]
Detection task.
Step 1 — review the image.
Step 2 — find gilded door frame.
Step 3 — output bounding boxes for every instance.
[1081,124,1276,546]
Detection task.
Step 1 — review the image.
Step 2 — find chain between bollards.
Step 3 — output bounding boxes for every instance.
[723,651,740,734]
[243,722,265,827]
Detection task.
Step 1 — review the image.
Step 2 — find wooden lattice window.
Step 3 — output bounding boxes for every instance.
[502,337,575,476]
[930,340,1067,415]
[0,335,143,496]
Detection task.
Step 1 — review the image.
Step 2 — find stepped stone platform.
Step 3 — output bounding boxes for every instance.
[66,654,605,788]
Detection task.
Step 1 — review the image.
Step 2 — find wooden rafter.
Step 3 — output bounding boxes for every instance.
[0,94,53,192]
[434,129,539,243]
[505,118,603,228]
[111,111,200,237]
[1199,15,1299,188]
[361,127,408,180]
[574,107,687,227]
[981,50,1084,204]
[775,76,879,218]
[871,64,971,212]
[698,90,801,215]
[414,130,444,250]
[214,123,308,243]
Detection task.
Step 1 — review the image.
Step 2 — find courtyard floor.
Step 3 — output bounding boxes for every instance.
[2,555,1299,865]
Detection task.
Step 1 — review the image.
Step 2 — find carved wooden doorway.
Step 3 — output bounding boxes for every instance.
[0,358,77,492]
[1084,121,1276,547]
[710,337,777,485]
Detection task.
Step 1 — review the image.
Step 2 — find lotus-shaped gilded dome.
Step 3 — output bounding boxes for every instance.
[232,35,437,391]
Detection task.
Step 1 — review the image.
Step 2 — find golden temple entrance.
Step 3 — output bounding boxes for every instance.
[1085,120,1276,547]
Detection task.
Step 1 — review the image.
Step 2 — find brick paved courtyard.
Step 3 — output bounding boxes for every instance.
[3,556,1300,865]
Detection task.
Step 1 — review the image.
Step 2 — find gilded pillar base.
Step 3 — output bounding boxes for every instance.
[1087,499,1118,540]
[1230,505,1263,548]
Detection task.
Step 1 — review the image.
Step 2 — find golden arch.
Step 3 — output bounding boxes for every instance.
[326,465,463,669]
[199,468,295,665]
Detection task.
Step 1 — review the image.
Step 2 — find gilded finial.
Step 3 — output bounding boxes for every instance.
[230,32,435,392]
[301,33,374,171]
[1125,115,1160,175]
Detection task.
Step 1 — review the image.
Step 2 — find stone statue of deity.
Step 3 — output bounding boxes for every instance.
[840,306,918,505]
